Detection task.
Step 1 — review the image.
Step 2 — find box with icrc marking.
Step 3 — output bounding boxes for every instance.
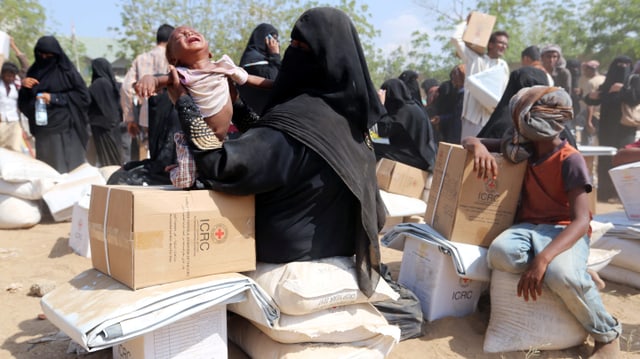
[89,185,255,290]
[398,236,488,321]
[425,142,526,247]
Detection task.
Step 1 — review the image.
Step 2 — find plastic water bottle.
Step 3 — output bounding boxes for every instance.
[35,93,48,126]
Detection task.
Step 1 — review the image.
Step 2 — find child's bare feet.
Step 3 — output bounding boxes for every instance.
[589,337,619,358]
[587,269,606,290]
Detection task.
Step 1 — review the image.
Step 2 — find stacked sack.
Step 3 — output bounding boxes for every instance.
[0,148,61,228]
[227,256,402,358]
[591,212,640,289]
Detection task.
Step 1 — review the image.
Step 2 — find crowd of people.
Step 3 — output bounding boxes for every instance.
[2,7,640,358]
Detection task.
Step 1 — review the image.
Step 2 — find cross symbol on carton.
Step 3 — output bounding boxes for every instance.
[214,227,225,240]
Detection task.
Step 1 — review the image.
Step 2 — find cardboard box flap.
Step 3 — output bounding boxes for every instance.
[379,190,426,217]
[381,223,490,281]
[466,65,508,112]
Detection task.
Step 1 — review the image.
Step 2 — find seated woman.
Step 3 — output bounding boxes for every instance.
[373,78,436,172]
[164,7,386,296]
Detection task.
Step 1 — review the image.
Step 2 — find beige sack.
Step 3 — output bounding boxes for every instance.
[242,257,399,315]
[228,314,399,359]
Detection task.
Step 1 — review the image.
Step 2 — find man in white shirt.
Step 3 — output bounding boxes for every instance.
[451,21,510,140]
[0,62,25,152]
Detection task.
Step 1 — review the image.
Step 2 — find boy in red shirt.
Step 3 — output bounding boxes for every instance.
[463,86,620,358]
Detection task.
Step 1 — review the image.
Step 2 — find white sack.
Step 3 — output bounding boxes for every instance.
[483,270,587,353]
[0,178,57,200]
[599,264,640,290]
[242,257,399,315]
[591,235,640,273]
[0,148,61,182]
[228,315,399,359]
[0,194,41,229]
[251,303,393,344]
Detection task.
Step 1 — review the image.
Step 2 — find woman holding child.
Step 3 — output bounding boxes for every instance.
[164,7,386,296]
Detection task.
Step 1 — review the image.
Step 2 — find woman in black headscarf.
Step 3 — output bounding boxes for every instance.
[398,70,423,108]
[166,7,385,296]
[374,78,436,172]
[587,55,639,201]
[237,23,281,115]
[88,58,123,166]
[18,36,90,173]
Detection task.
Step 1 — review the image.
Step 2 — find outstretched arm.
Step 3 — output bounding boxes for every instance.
[244,75,274,89]
[134,74,171,99]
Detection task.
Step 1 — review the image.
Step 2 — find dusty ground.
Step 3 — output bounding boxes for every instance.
[1,201,639,359]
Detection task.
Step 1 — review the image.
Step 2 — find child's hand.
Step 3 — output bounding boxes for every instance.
[462,137,498,179]
[517,257,548,301]
[134,75,159,98]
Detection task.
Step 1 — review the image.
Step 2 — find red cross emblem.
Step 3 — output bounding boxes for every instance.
[213,224,227,242]
[484,178,498,193]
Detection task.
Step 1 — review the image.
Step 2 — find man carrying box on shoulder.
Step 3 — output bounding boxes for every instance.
[451,12,510,141]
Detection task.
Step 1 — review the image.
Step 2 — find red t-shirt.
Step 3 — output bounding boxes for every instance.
[517,140,592,226]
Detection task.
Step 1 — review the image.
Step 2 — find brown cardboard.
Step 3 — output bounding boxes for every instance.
[425,143,526,247]
[89,185,255,289]
[376,159,428,199]
[463,11,497,55]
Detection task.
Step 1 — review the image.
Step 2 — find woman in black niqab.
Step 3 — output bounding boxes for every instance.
[18,36,90,173]
[174,7,386,297]
[88,58,123,166]
[238,23,281,115]
[398,70,423,107]
[258,7,386,296]
[374,78,436,172]
[589,55,637,200]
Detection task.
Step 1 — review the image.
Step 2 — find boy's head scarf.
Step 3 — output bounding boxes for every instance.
[502,86,573,163]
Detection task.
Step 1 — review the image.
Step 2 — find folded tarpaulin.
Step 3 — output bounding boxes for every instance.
[40,269,278,352]
[381,223,490,282]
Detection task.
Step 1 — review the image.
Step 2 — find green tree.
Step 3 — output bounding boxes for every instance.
[0,0,47,65]
[586,0,640,65]
[111,0,379,72]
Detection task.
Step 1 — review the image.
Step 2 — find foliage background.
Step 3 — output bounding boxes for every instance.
[1,0,638,87]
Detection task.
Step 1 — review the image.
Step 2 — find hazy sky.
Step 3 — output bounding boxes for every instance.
[41,0,430,55]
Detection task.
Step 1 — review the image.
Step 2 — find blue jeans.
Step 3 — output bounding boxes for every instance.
[487,223,621,343]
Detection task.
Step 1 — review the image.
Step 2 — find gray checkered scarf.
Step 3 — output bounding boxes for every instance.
[502,86,573,163]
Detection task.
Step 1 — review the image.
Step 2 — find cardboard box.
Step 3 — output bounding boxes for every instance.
[113,305,228,359]
[43,163,106,222]
[466,65,508,112]
[425,142,526,247]
[376,159,428,199]
[398,236,488,321]
[610,161,640,219]
[463,11,496,54]
[89,185,255,289]
[69,187,92,258]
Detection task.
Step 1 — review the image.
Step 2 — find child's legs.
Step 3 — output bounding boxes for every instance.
[538,231,621,343]
[487,223,537,273]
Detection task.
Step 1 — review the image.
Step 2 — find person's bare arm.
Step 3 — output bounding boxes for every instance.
[517,187,590,301]
[462,136,501,179]
[134,74,170,98]
[244,75,273,89]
